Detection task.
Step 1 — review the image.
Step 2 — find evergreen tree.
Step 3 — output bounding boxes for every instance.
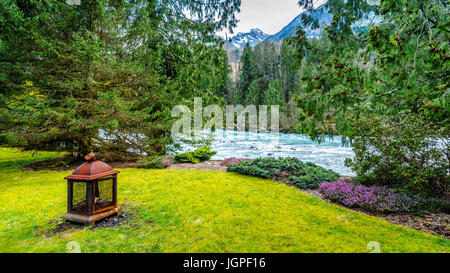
[265,80,283,107]
[235,39,300,130]
[237,43,255,103]
[245,80,260,106]
[292,0,449,196]
[0,0,240,160]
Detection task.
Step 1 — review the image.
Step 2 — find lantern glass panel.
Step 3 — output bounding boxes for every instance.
[95,178,114,211]
[72,181,88,214]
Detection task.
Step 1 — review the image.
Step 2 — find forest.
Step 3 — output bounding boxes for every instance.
[0,0,238,159]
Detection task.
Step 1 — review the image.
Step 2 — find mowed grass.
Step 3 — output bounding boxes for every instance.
[0,148,448,253]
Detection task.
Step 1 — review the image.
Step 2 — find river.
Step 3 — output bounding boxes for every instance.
[174,130,355,176]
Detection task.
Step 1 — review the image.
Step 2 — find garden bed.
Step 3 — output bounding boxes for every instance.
[301,188,449,239]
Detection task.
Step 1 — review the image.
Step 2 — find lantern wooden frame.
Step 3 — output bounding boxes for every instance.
[64,153,121,226]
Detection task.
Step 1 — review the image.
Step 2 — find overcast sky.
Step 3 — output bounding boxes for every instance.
[219,0,328,38]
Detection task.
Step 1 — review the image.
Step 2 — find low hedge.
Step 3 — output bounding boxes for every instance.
[227,157,340,189]
[138,156,173,169]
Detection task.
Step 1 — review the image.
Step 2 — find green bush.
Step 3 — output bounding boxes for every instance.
[0,134,9,145]
[174,146,217,164]
[138,156,172,169]
[140,161,167,169]
[346,118,449,197]
[227,158,340,189]
[174,152,200,164]
[418,198,450,214]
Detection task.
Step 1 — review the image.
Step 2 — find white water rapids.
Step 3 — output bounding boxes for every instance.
[174,130,355,176]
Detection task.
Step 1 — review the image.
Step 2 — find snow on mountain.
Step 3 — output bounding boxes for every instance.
[225,28,270,50]
[265,4,332,42]
[223,4,332,72]
[264,3,380,42]
[224,4,333,49]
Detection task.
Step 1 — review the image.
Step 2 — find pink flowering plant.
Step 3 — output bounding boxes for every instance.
[220,158,251,167]
[319,181,424,213]
[161,157,172,166]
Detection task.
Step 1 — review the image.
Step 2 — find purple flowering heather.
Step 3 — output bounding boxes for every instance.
[319,181,421,213]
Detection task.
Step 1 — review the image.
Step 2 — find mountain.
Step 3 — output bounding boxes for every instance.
[224,3,379,81]
[223,5,331,81]
[227,3,379,46]
[225,28,270,50]
[264,4,332,42]
[224,28,270,80]
[224,4,332,52]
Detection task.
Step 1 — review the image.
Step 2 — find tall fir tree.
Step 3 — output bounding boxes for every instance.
[0,0,240,160]
[292,0,449,196]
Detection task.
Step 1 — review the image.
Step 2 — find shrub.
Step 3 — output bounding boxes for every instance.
[191,145,217,161]
[288,165,341,189]
[345,118,449,198]
[227,157,340,189]
[0,133,9,145]
[174,146,217,164]
[220,158,251,167]
[421,199,450,214]
[141,161,167,169]
[319,181,433,214]
[138,156,172,169]
[174,152,200,164]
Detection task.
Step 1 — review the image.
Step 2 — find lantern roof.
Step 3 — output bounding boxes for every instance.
[64,153,119,181]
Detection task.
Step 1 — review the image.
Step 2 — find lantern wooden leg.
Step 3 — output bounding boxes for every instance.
[87,181,95,215]
[67,180,73,213]
[112,176,118,206]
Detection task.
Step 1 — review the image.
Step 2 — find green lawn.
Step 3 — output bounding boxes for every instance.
[0,148,448,253]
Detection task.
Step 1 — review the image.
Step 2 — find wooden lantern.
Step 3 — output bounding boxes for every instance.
[64,153,121,226]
